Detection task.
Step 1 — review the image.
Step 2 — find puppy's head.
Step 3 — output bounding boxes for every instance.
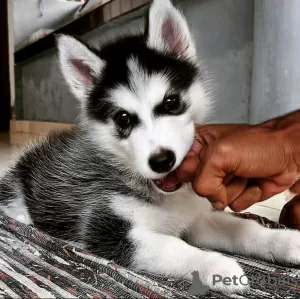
[57,0,211,193]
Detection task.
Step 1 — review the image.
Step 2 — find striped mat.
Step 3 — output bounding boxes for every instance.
[0,212,300,298]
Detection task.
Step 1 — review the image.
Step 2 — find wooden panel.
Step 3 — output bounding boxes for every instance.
[103,3,112,22]
[9,133,42,146]
[9,120,74,146]
[132,0,149,9]
[120,0,132,14]
[10,120,74,135]
[111,0,121,19]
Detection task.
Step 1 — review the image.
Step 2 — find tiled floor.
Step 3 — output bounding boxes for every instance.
[0,134,289,222]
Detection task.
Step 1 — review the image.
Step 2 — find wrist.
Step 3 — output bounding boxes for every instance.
[273,119,300,174]
[258,110,300,173]
[284,127,300,174]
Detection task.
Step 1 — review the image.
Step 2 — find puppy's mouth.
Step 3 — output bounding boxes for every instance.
[153,171,182,193]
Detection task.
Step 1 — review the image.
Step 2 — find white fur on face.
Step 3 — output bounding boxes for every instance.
[90,58,207,179]
[58,0,211,178]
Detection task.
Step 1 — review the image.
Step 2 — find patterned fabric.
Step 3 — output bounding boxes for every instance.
[232,212,287,229]
[1,212,300,298]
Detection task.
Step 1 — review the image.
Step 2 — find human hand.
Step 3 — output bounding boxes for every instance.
[176,120,300,212]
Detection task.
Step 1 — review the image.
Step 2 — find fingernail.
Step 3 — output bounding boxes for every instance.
[212,202,224,211]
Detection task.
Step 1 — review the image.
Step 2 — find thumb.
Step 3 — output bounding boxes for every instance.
[176,139,202,183]
[176,155,199,183]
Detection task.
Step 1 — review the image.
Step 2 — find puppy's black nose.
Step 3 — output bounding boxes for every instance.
[149,149,176,173]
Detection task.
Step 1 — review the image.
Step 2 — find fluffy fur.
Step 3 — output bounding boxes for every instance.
[1,0,300,295]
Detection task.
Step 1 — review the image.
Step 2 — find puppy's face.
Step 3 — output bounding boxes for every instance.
[58,0,211,191]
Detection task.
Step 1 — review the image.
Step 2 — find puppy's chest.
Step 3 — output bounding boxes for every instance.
[112,191,211,236]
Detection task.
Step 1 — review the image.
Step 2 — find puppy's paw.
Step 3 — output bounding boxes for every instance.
[191,252,249,295]
[268,229,300,265]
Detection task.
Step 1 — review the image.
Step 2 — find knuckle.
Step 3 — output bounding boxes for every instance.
[201,142,232,170]
[215,142,233,158]
[229,202,242,212]
[193,183,214,197]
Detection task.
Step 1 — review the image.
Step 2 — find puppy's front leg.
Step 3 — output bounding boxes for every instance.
[188,211,300,265]
[130,228,248,294]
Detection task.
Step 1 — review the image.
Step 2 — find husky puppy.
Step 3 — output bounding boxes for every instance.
[1,0,300,294]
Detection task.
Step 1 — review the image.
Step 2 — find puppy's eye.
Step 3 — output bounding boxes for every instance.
[163,95,180,113]
[115,110,131,129]
[154,94,187,117]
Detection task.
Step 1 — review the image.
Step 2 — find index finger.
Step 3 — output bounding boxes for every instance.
[176,139,203,183]
[192,148,229,209]
[195,124,250,140]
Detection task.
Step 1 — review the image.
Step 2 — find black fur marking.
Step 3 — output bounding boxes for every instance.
[14,130,82,237]
[83,205,134,267]
[87,35,199,123]
[0,172,20,205]
[6,129,153,244]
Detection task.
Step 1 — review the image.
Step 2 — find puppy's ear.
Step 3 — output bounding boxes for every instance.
[57,35,104,101]
[146,0,196,60]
